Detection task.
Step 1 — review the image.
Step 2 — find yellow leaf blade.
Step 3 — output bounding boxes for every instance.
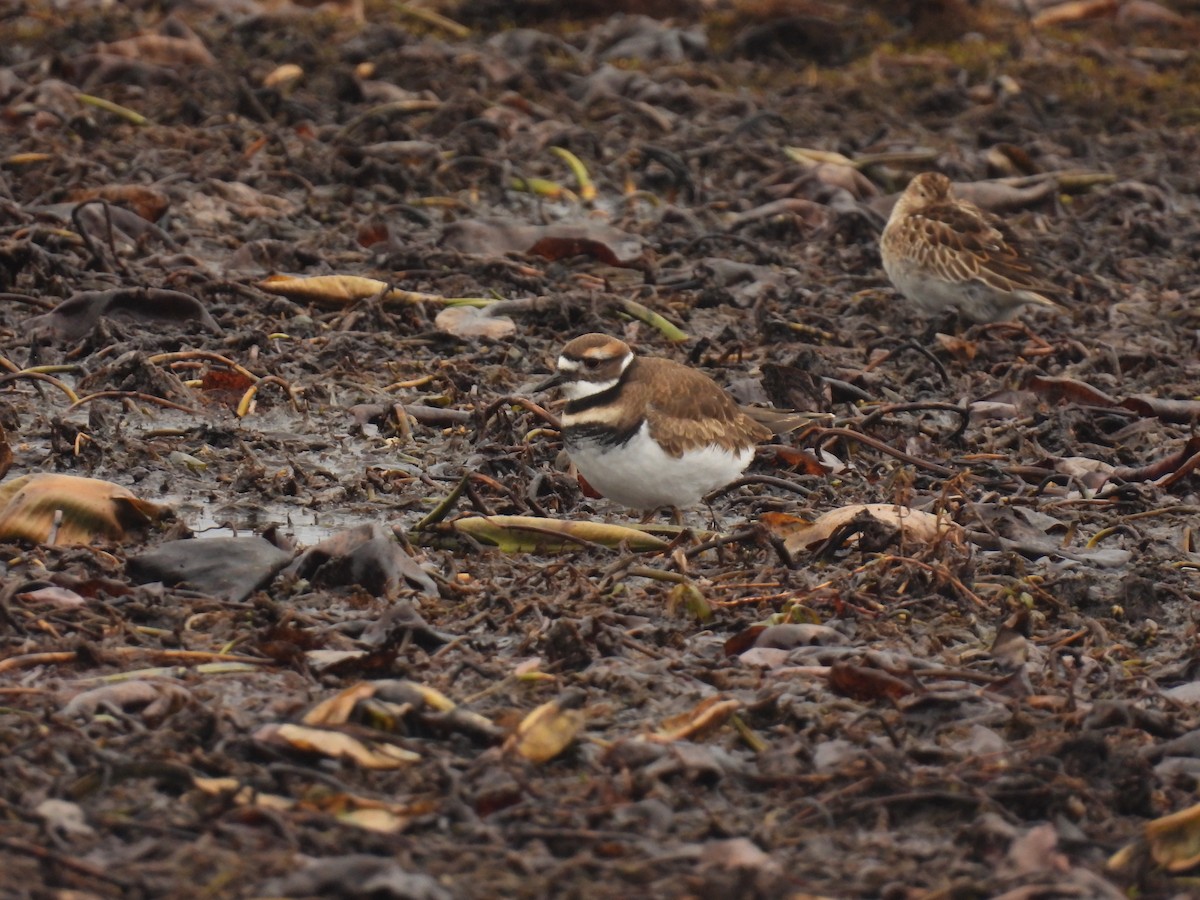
[454,515,669,553]
[507,699,585,763]
[0,474,171,545]
[256,723,419,769]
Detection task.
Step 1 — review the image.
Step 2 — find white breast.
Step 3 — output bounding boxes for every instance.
[885,257,1027,322]
[566,422,755,510]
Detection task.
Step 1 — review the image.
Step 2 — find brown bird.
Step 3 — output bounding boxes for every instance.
[537,333,808,512]
[880,172,1065,323]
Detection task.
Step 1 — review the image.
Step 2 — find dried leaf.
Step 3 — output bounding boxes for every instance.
[127,536,293,603]
[728,198,829,231]
[783,146,857,168]
[453,515,669,553]
[305,649,370,673]
[99,32,215,68]
[737,647,793,669]
[763,504,960,556]
[403,682,457,712]
[285,523,438,597]
[193,775,294,811]
[507,698,585,763]
[950,178,1058,213]
[257,273,393,305]
[65,184,170,222]
[1118,0,1193,28]
[526,235,620,265]
[1024,375,1119,408]
[828,661,918,701]
[769,446,830,476]
[1032,0,1119,28]
[336,808,409,833]
[668,582,713,624]
[262,63,304,90]
[303,682,379,726]
[935,333,978,361]
[256,274,485,310]
[753,624,849,650]
[511,176,575,201]
[200,367,255,395]
[35,200,170,248]
[0,474,171,546]
[254,723,419,769]
[191,776,428,834]
[440,219,646,267]
[359,601,450,650]
[808,162,878,198]
[1120,395,1200,423]
[301,680,497,745]
[61,680,191,721]
[1143,802,1200,872]
[723,625,767,657]
[577,472,604,499]
[1055,456,1115,482]
[36,799,94,838]
[15,585,87,609]
[29,288,221,342]
[205,180,297,218]
[434,306,516,340]
[649,696,740,743]
[1111,435,1200,484]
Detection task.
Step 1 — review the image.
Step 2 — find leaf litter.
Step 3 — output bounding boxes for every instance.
[3,1,1200,897]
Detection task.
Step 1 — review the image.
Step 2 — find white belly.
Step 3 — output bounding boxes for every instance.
[566,422,755,510]
[884,258,1024,323]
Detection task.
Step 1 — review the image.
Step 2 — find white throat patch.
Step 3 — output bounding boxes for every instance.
[558,352,633,401]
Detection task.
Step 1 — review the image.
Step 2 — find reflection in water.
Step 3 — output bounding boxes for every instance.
[176,500,340,547]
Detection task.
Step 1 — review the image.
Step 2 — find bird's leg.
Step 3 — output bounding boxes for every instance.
[969,319,1052,350]
[639,506,684,526]
[918,309,962,343]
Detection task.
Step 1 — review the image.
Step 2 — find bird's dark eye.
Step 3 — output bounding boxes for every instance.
[583,358,600,369]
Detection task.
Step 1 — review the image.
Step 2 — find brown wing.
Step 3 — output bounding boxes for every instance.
[631,357,771,457]
[908,201,1064,299]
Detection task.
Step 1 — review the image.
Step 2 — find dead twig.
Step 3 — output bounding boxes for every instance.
[850,554,987,608]
[478,394,561,431]
[705,473,815,502]
[0,837,132,888]
[66,390,198,414]
[810,426,955,477]
[0,370,80,404]
[0,648,272,674]
[146,350,260,384]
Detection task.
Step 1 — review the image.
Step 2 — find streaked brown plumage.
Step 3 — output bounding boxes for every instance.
[880,172,1065,323]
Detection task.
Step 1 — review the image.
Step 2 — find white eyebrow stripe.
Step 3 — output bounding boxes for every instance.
[557,356,580,372]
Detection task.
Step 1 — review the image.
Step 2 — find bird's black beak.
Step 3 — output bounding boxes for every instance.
[533,372,565,393]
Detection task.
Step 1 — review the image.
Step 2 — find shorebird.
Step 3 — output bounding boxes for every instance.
[536,333,786,512]
[880,172,1065,323]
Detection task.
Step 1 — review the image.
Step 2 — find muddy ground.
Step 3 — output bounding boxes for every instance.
[4,1,1200,897]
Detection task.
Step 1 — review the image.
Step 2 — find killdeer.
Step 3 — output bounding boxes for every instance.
[536,333,787,512]
[880,172,1065,324]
